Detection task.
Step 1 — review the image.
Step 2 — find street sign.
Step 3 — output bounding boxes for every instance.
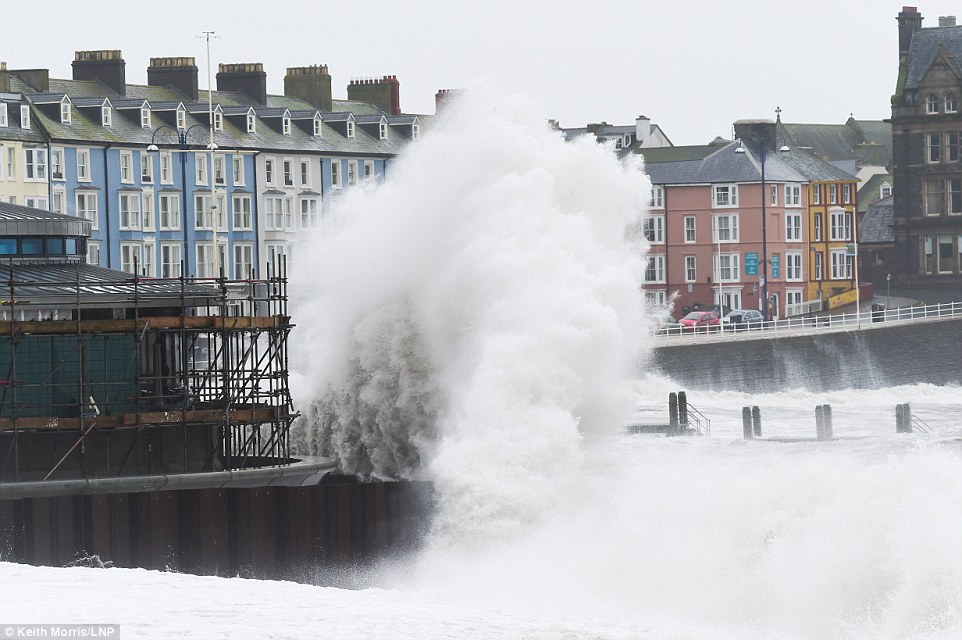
[745,252,759,276]
[771,254,780,279]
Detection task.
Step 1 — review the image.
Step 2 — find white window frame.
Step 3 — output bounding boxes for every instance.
[927,132,941,163]
[313,116,322,137]
[348,162,357,186]
[232,194,252,230]
[829,184,838,204]
[331,160,342,189]
[830,249,852,280]
[141,106,151,129]
[651,185,664,209]
[195,153,208,186]
[24,148,47,181]
[25,196,48,210]
[785,251,803,281]
[843,184,852,204]
[770,184,778,206]
[829,207,851,241]
[233,243,254,279]
[300,159,311,187]
[282,116,292,136]
[264,158,275,186]
[102,104,112,127]
[684,216,696,243]
[714,252,740,283]
[644,215,665,244]
[364,160,375,181]
[927,94,940,114]
[77,148,90,182]
[0,103,7,127]
[120,242,143,275]
[246,112,256,134]
[61,99,72,124]
[159,194,180,230]
[785,212,802,242]
[300,197,319,229]
[232,155,245,186]
[176,106,187,130]
[20,105,30,129]
[87,241,101,266]
[347,120,355,139]
[161,242,182,278]
[814,251,824,280]
[712,184,738,207]
[120,151,134,184]
[141,190,155,230]
[685,255,697,283]
[379,121,388,140]
[49,147,64,181]
[159,151,172,185]
[140,153,153,183]
[713,213,739,242]
[51,188,66,214]
[947,93,959,113]
[213,110,223,132]
[119,192,142,230]
[283,158,294,186]
[141,242,155,277]
[76,192,98,228]
[6,146,15,180]
[785,184,801,206]
[213,155,226,186]
[644,255,666,284]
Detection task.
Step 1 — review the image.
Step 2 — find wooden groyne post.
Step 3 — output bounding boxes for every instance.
[816,404,834,440]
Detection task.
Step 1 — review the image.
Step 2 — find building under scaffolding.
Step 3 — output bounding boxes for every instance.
[0,203,297,483]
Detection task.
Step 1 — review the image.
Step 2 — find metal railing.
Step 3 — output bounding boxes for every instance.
[653,300,962,342]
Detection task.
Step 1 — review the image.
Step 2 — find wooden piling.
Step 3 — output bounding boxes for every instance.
[896,403,905,433]
[742,406,753,439]
[823,404,833,439]
[678,391,689,432]
[815,405,825,440]
[668,393,678,436]
[751,406,761,437]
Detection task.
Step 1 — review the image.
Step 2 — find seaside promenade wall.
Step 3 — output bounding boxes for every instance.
[647,318,962,392]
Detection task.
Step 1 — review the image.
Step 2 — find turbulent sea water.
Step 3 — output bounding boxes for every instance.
[3,88,961,639]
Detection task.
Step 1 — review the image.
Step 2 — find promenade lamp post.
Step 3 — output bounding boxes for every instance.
[735,139,789,322]
[147,124,216,277]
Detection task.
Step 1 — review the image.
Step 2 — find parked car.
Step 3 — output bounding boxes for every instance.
[723,309,765,330]
[679,310,721,332]
[654,314,680,335]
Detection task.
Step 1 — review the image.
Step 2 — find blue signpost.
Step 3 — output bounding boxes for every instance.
[745,252,759,276]
[771,254,780,279]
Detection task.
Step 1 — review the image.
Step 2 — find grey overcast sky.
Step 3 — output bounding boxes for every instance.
[4,1,958,145]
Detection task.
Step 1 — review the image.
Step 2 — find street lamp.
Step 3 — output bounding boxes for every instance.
[735,139,789,322]
[147,123,211,277]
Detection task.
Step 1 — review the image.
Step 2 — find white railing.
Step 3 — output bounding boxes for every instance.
[653,300,962,342]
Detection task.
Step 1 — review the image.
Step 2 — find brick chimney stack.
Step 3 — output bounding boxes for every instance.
[435,89,463,114]
[148,57,199,102]
[898,6,924,59]
[733,119,777,152]
[72,50,126,96]
[217,63,267,106]
[347,76,401,115]
[284,65,332,112]
[0,62,8,93]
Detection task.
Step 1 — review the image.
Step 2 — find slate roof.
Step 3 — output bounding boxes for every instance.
[0,95,47,143]
[642,141,855,186]
[8,74,409,158]
[859,195,895,244]
[857,173,894,213]
[904,25,962,91]
[0,201,91,236]
[777,118,892,171]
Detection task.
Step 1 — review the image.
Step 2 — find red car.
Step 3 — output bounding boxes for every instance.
[679,310,721,332]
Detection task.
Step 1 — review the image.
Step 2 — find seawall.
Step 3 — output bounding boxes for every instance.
[647,317,962,392]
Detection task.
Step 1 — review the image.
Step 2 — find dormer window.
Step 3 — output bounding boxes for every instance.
[246,112,255,134]
[176,106,187,130]
[313,116,322,137]
[141,106,151,129]
[413,122,420,140]
[102,105,112,127]
[20,105,30,129]
[0,103,7,127]
[347,120,355,139]
[213,110,223,132]
[282,115,291,136]
[60,99,72,124]
[881,182,893,199]
[947,92,959,113]
[379,122,387,140]
[927,93,940,114]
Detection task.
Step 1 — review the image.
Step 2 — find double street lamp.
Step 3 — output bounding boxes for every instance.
[147,124,220,278]
[735,138,789,322]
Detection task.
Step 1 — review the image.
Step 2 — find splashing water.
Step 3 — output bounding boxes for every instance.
[289,86,650,539]
[287,88,962,639]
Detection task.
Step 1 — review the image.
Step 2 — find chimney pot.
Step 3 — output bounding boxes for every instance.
[147,57,199,101]
[939,15,956,27]
[72,49,126,96]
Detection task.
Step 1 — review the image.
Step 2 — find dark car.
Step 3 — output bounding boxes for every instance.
[679,310,721,332]
[723,309,764,330]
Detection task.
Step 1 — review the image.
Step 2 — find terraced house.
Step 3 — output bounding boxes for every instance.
[0,51,419,278]
[640,120,858,320]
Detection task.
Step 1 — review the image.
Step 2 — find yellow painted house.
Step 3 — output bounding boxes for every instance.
[806,179,859,308]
